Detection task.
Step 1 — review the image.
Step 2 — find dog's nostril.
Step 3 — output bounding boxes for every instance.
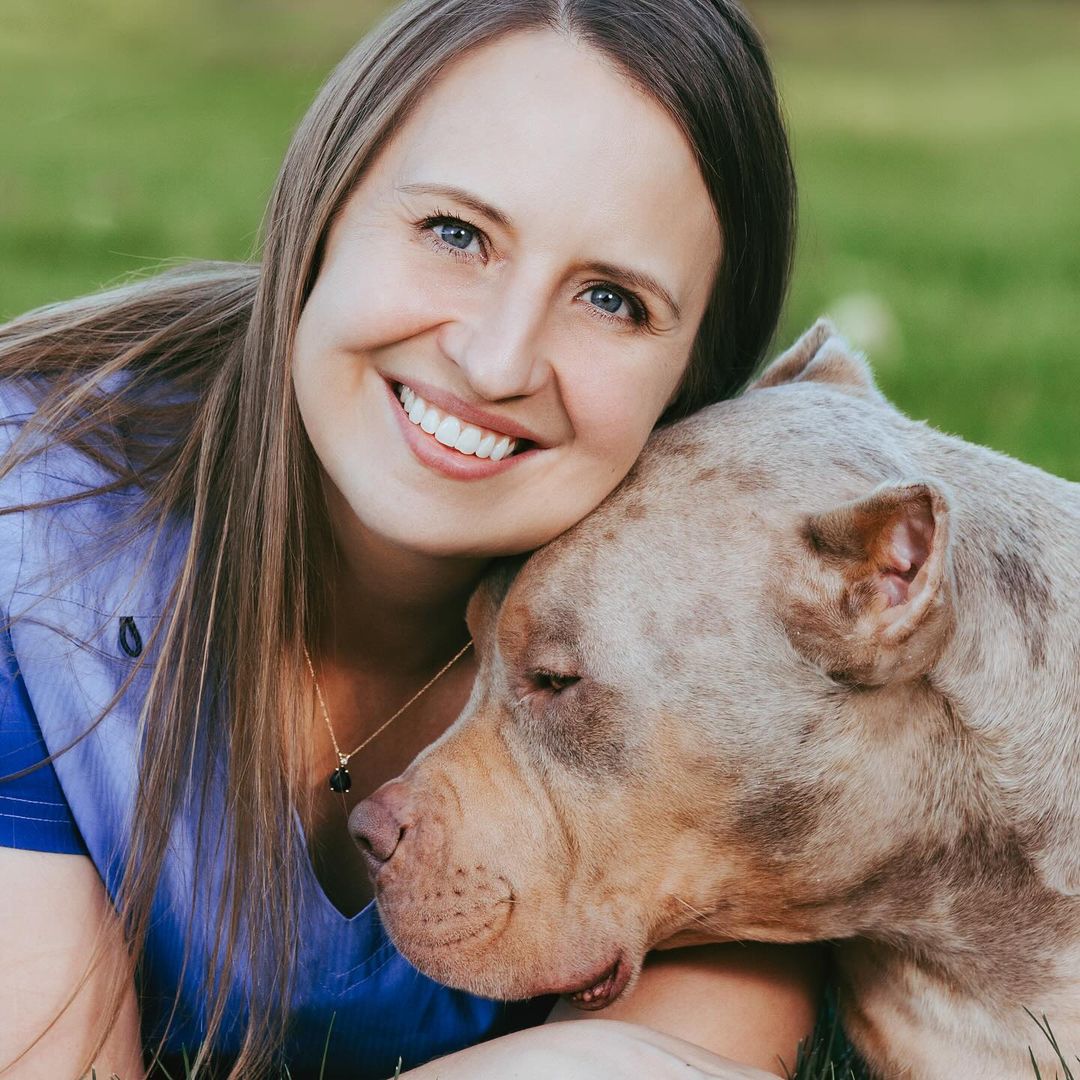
[348,796,406,865]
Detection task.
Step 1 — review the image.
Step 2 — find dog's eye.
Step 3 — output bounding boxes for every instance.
[530,669,581,694]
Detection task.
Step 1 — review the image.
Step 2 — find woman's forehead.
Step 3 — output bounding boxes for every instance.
[373,29,721,301]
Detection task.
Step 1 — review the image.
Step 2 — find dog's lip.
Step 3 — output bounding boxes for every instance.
[356,843,389,888]
[564,952,631,1011]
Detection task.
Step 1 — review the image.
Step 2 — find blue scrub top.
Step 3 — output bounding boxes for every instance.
[0,380,550,1077]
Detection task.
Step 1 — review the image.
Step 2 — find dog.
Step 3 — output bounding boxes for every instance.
[350,321,1080,1079]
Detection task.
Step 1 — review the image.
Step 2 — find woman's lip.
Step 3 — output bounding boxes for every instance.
[384,377,540,480]
[384,373,549,448]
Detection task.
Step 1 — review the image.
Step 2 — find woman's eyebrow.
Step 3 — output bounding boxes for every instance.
[399,181,682,321]
[399,182,513,229]
[583,261,682,321]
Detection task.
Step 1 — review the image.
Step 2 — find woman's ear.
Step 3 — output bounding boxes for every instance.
[784,481,955,685]
[753,318,884,402]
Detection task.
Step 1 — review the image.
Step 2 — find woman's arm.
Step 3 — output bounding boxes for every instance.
[400,1018,782,1080]
[0,847,144,1079]
[547,942,827,1077]
[400,943,824,1080]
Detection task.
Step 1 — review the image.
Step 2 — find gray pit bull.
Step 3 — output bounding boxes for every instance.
[350,322,1080,1079]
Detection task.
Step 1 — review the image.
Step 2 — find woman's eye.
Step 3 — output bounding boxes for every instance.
[581,284,647,325]
[586,286,626,316]
[429,217,481,253]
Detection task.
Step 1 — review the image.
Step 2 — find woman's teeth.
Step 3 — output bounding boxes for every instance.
[396,383,519,461]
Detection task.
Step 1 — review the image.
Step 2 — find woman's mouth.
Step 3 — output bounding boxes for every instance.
[394,382,529,461]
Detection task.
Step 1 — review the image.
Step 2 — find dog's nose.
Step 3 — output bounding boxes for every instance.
[349,779,411,870]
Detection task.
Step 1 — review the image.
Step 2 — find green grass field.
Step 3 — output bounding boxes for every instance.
[762,1,1080,481]
[1,0,1077,477]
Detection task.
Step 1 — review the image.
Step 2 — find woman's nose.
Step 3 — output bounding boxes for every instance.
[438,273,551,401]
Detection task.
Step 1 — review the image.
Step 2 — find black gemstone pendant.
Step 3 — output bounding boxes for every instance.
[329,765,352,793]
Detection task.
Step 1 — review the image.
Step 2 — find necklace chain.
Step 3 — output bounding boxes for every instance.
[303,639,473,775]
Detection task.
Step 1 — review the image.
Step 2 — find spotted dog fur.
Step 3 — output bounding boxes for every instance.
[352,321,1080,1080]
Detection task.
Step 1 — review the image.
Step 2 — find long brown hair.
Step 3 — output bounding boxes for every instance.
[0,1,795,1074]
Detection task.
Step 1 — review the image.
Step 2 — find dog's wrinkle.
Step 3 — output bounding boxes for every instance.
[495,712,584,904]
[439,764,465,824]
[531,758,581,909]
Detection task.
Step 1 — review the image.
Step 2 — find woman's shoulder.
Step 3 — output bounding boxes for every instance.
[0,375,191,622]
[1,376,192,878]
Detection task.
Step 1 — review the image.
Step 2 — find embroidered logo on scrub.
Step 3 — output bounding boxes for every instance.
[118,616,143,658]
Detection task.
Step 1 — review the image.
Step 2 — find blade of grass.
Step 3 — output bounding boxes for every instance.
[318,1012,336,1080]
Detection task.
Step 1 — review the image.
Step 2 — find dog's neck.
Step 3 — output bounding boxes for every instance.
[818,437,1080,1074]
[927,432,1080,845]
[830,433,1080,1002]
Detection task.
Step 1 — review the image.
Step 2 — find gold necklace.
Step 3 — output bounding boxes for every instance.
[303,639,473,792]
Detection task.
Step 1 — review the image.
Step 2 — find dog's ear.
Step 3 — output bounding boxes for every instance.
[786,481,954,684]
[752,319,883,401]
[466,555,528,643]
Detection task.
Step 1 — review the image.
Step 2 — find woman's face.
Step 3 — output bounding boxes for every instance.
[293,29,721,559]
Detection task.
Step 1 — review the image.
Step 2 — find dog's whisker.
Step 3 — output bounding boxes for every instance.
[672,895,731,938]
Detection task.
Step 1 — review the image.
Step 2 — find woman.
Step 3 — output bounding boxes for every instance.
[0,1,821,1077]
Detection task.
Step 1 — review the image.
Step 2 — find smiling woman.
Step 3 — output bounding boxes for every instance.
[292,29,720,559]
[0,2,814,1079]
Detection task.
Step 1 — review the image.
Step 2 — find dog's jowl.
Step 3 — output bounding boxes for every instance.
[350,320,1080,1080]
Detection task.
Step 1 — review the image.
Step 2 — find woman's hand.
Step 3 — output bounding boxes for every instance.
[398,1018,781,1080]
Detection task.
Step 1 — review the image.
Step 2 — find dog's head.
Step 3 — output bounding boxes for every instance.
[351,321,962,1004]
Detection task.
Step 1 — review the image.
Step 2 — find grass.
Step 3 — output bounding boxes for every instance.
[759,1,1080,480]
[89,1010,1079,1080]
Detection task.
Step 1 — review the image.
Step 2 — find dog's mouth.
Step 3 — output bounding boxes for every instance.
[566,952,631,1010]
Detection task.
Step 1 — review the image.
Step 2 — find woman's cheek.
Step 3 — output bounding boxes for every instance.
[564,355,679,470]
[311,235,471,356]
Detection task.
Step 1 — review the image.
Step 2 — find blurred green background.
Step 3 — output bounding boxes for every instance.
[1,0,1077,477]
